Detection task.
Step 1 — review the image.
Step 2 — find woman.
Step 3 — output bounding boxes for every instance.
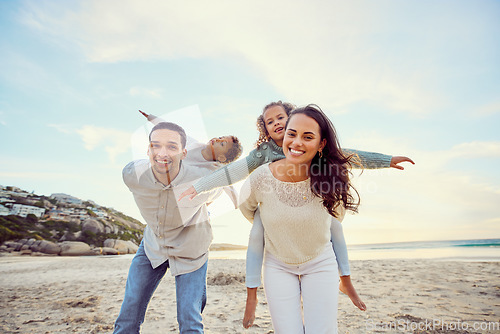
[239,104,360,333]
[179,101,413,327]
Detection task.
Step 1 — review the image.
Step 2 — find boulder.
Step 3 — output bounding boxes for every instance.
[38,240,61,255]
[59,231,77,242]
[82,219,105,234]
[101,247,119,255]
[5,241,23,251]
[104,239,138,254]
[20,249,32,255]
[59,241,94,256]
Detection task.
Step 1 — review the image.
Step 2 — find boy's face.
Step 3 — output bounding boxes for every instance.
[208,136,234,162]
[148,129,187,179]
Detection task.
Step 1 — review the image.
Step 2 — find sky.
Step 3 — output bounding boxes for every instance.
[0,0,499,246]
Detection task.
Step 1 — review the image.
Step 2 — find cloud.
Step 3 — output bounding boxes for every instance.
[473,100,500,117]
[49,123,131,163]
[20,0,497,116]
[48,123,73,134]
[76,125,131,163]
[449,141,500,159]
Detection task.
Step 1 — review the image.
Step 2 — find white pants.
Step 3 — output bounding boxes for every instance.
[263,244,339,334]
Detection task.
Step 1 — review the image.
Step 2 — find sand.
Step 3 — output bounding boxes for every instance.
[0,254,499,333]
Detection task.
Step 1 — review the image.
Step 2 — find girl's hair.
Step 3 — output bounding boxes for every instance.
[286,104,360,217]
[255,101,295,147]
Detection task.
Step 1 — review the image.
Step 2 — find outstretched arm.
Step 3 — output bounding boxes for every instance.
[390,156,415,170]
[179,149,264,201]
[139,110,162,125]
[344,148,414,170]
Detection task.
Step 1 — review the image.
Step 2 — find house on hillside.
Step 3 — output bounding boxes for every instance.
[50,193,83,205]
[10,204,46,218]
[0,204,10,216]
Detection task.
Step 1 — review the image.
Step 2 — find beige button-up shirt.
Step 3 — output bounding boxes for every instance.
[123,159,222,276]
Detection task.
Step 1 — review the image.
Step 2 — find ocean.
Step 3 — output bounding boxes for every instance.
[209,238,500,261]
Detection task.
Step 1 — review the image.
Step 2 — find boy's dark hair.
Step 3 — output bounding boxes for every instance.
[149,122,187,149]
[223,136,243,164]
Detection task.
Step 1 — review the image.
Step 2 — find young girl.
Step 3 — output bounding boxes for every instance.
[179,101,414,327]
[239,104,364,332]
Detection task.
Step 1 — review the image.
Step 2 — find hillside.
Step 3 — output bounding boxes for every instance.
[0,185,144,247]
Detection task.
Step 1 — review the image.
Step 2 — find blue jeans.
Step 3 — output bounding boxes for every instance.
[114,241,207,333]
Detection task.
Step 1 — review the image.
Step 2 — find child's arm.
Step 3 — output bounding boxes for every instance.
[330,217,350,276]
[331,218,367,311]
[179,147,266,201]
[246,208,264,288]
[343,148,414,170]
[243,208,264,328]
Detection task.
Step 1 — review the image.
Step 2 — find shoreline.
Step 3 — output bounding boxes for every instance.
[1,256,499,333]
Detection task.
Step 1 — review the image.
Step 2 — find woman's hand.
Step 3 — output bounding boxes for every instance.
[390,156,415,170]
[178,186,198,201]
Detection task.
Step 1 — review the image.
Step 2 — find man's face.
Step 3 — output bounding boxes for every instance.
[148,129,186,179]
[208,136,234,162]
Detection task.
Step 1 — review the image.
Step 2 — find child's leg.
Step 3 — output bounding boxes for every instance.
[244,208,264,328]
[330,218,366,311]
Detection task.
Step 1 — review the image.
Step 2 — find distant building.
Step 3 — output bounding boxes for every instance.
[90,209,108,219]
[50,193,83,205]
[48,209,66,220]
[0,197,15,204]
[0,204,10,216]
[10,204,46,218]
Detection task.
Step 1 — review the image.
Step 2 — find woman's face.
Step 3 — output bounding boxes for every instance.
[283,113,325,166]
[263,105,288,145]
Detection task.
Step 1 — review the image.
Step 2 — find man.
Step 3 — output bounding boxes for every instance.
[114,122,223,333]
[140,110,242,208]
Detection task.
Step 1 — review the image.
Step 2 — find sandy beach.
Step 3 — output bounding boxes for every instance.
[0,254,499,334]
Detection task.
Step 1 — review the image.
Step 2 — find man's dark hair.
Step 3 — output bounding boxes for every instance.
[149,122,187,149]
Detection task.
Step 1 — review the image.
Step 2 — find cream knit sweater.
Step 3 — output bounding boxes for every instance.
[239,163,332,265]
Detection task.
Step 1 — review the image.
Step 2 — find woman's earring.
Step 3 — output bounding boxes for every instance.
[318,150,323,158]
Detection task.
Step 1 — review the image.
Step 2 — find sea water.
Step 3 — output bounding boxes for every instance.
[209,239,500,261]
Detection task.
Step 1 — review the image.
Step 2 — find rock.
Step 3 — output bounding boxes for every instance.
[59,241,94,256]
[59,231,77,242]
[5,241,23,251]
[82,219,105,234]
[26,238,36,246]
[21,245,30,251]
[104,239,138,254]
[20,249,32,255]
[38,240,61,255]
[101,247,119,255]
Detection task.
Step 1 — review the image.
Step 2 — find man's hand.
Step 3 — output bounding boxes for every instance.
[390,156,415,170]
[179,186,198,201]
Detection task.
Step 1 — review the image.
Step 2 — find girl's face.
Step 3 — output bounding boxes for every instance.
[283,113,326,166]
[263,105,288,145]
